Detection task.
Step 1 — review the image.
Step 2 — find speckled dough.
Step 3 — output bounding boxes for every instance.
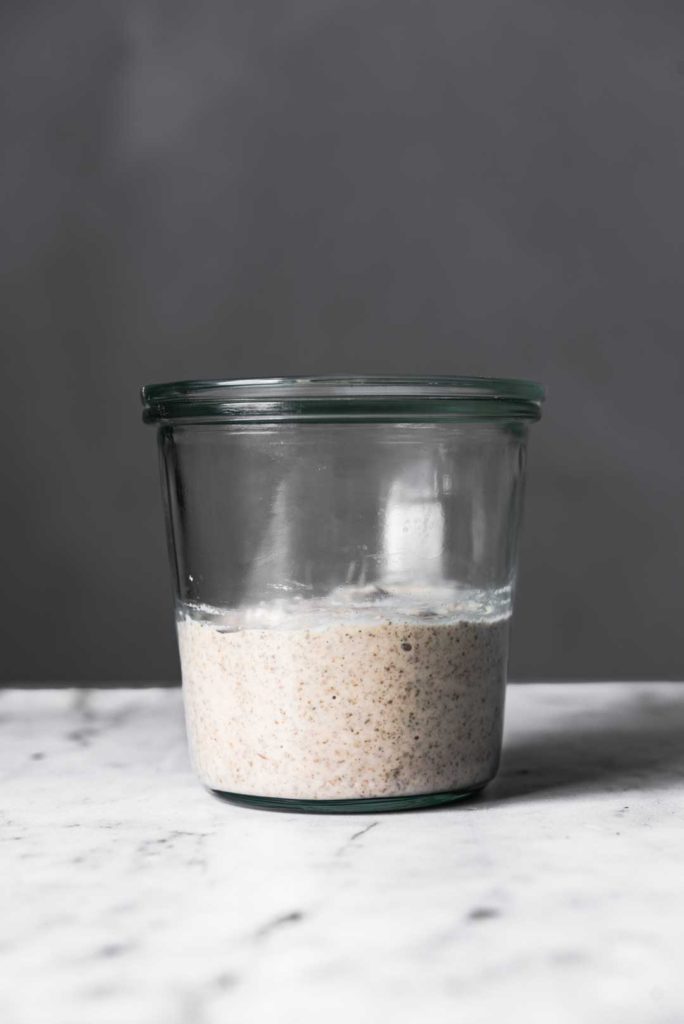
[177,612,509,800]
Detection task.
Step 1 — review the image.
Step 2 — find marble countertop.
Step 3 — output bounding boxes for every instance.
[2,682,684,1024]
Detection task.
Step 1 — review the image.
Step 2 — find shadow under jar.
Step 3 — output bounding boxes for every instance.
[142,376,544,813]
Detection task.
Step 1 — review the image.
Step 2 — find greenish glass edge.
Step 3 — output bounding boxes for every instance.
[142,374,545,405]
[142,396,542,424]
[209,785,485,814]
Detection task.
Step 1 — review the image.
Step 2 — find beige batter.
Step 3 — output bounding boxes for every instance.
[177,591,509,801]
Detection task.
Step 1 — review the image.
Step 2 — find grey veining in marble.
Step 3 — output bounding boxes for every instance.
[2,683,684,1024]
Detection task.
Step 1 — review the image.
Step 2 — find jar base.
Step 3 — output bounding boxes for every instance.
[207,784,486,814]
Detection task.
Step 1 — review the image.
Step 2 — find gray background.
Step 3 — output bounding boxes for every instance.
[2,0,683,683]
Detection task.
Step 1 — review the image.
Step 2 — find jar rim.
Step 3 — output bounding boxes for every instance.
[142,375,545,424]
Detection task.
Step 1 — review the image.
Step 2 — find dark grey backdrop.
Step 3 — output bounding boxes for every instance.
[2,1,683,682]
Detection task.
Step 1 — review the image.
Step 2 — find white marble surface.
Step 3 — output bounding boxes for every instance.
[2,683,684,1024]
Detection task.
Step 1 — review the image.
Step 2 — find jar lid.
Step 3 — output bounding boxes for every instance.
[141,375,544,424]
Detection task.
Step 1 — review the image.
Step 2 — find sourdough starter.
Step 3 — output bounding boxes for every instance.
[177,588,510,800]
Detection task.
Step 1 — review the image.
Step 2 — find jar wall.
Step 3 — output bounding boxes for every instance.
[159,420,529,612]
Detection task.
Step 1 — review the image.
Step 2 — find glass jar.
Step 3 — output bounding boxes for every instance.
[142,376,544,812]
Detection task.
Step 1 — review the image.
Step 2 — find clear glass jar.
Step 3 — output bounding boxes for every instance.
[142,376,544,812]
